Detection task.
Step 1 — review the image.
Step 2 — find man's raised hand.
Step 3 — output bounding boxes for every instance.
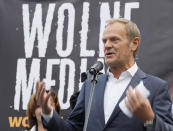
[35,81,52,115]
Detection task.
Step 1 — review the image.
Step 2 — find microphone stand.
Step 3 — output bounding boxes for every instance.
[83,72,98,131]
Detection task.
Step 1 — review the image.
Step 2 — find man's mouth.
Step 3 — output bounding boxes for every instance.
[105,52,115,57]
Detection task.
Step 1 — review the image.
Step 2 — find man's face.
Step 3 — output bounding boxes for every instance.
[102,22,136,68]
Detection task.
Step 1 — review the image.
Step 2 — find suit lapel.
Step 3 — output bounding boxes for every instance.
[94,74,108,126]
[104,68,147,129]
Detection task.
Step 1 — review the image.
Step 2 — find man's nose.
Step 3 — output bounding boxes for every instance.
[104,40,112,48]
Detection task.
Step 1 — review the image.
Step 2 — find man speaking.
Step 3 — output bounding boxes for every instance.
[36,18,173,131]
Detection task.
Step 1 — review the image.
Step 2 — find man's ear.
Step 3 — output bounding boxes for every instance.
[130,37,140,52]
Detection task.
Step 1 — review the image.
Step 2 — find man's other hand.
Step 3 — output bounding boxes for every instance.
[125,86,155,123]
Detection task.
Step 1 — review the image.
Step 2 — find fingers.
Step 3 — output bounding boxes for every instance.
[36,81,39,101]
[35,81,53,114]
[36,81,45,106]
[127,86,138,103]
[42,90,53,114]
[126,86,148,112]
[45,91,53,107]
[125,97,133,112]
[36,81,41,101]
[39,83,46,105]
[125,86,154,123]
[126,86,138,111]
[135,88,143,100]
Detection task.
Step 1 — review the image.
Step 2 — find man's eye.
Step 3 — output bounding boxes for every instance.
[102,39,107,44]
[111,38,118,42]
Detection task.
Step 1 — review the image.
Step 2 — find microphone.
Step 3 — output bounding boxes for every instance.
[83,61,103,131]
[89,61,103,75]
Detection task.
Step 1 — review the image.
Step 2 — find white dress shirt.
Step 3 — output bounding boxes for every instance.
[104,63,138,123]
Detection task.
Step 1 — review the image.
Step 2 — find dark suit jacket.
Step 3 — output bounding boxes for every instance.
[42,69,173,131]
